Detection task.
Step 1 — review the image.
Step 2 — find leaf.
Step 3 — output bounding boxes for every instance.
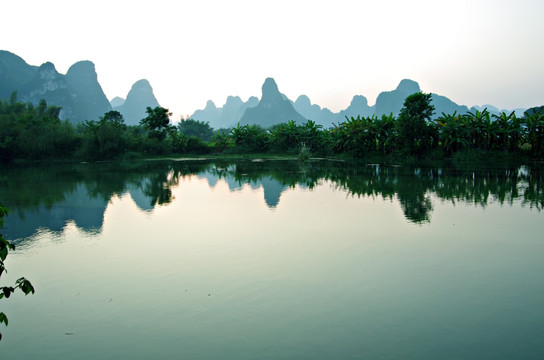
[2,287,13,298]
[0,245,7,262]
[0,312,8,326]
[16,278,35,295]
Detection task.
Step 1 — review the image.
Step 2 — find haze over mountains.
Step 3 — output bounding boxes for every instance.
[1,50,533,130]
[110,79,160,125]
[191,78,529,129]
[0,50,160,125]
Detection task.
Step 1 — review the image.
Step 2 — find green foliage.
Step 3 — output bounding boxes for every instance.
[465,109,494,151]
[78,110,127,160]
[524,108,544,157]
[492,111,522,152]
[435,111,469,154]
[0,90,542,162]
[269,120,300,151]
[231,123,268,153]
[298,142,311,161]
[140,106,173,142]
[177,119,214,141]
[0,203,35,341]
[211,130,232,152]
[267,120,326,155]
[331,115,398,157]
[397,92,435,155]
[170,132,212,154]
[0,94,78,161]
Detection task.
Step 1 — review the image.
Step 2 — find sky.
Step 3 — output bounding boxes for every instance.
[1,0,543,120]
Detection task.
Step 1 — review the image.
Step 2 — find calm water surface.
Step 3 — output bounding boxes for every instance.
[0,160,543,359]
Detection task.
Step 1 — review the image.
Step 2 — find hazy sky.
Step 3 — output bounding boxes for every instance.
[2,0,543,119]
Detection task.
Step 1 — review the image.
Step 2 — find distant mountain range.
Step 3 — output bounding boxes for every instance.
[191,78,530,129]
[1,50,536,129]
[0,50,160,125]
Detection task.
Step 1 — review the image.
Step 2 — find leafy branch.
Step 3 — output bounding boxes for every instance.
[0,204,35,341]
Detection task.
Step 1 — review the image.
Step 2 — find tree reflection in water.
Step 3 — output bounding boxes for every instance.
[0,159,542,239]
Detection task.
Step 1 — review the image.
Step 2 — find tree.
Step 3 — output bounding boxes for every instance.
[230,123,268,153]
[0,97,77,162]
[397,92,435,155]
[140,106,172,142]
[78,110,128,160]
[269,120,301,152]
[177,119,214,141]
[0,204,35,341]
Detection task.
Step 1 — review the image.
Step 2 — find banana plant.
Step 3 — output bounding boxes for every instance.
[465,109,495,151]
[493,111,517,152]
[524,109,544,157]
[436,111,469,154]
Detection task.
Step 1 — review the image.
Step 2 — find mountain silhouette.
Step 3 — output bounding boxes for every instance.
[338,95,375,119]
[191,100,221,127]
[65,61,112,122]
[191,96,259,129]
[110,96,126,108]
[19,62,79,122]
[2,50,531,126]
[431,93,469,116]
[0,50,37,99]
[112,79,160,126]
[375,79,421,117]
[196,78,490,129]
[0,51,112,123]
[525,105,544,116]
[239,78,305,127]
[293,95,339,126]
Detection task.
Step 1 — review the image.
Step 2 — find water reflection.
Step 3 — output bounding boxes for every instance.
[1,160,542,240]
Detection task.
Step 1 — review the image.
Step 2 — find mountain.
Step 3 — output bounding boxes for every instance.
[223,95,258,127]
[112,79,160,126]
[431,93,469,116]
[0,50,37,99]
[110,96,125,108]
[524,106,544,117]
[19,62,78,121]
[469,105,527,117]
[293,95,339,126]
[239,78,305,127]
[374,79,477,118]
[375,79,421,117]
[191,78,528,129]
[338,95,375,120]
[191,100,221,127]
[65,60,112,122]
[0,51,112,123]
[191,96,259,129]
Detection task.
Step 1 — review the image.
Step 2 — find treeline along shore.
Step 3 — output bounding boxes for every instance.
[1,91,543,163]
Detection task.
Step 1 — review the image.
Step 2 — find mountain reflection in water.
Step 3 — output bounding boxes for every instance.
[1,159,542,240]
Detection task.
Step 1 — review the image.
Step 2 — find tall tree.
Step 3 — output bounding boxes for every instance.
[140,106,172,142]
[397,92,435,155]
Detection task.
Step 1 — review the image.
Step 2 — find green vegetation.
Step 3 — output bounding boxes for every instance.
[0,203,35,341]
[1,91,543,163]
